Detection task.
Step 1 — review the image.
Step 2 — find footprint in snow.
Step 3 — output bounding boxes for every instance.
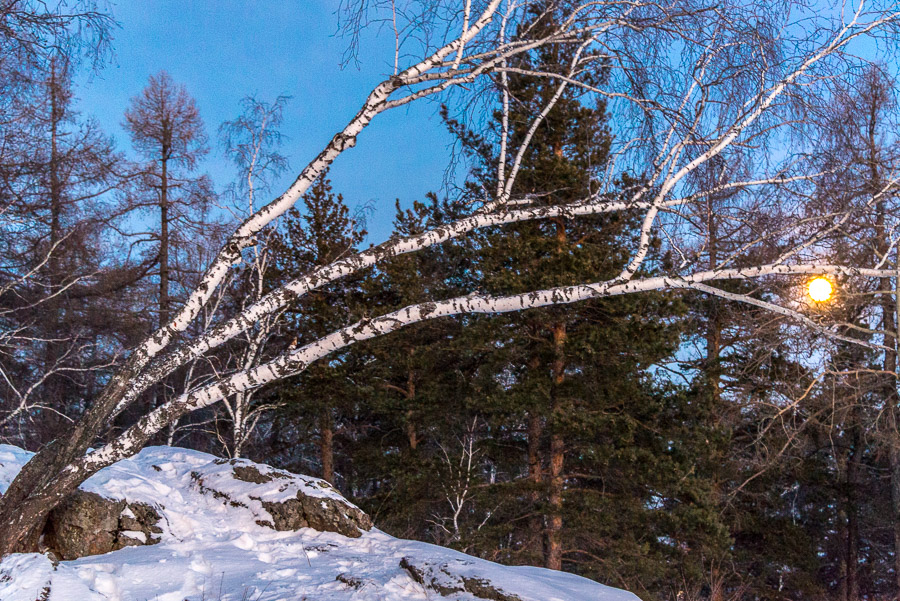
[258,568,308,583]
[232,533,256,550]
[92,572,122,600]
[257,567,296,580]
[189,555,214,576]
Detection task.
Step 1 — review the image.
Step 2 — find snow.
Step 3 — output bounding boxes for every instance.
[0,444,34,494]
[118,530,147,543]
[0,444,638,601]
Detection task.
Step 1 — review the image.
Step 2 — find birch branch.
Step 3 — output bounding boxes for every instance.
[83,260,894,471]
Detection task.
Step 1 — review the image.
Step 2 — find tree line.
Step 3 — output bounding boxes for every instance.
[2,2,900,601]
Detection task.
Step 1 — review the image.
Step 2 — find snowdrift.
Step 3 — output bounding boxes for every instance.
[0,444,637,601]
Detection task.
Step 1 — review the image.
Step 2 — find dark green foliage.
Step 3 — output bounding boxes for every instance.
[215,33,891,601]
[265,173,367,484]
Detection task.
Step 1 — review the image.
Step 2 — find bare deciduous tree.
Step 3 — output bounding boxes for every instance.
[214,95,292,458]
[124,71,213,331]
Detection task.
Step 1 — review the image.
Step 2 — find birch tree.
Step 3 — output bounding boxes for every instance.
[213,95,291,458]
[0,0,899,558]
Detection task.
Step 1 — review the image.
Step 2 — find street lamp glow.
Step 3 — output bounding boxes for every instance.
[808,277,833,302]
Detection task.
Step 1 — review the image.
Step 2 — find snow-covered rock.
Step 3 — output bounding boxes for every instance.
[0,444,638,601]
[189,456,372,537]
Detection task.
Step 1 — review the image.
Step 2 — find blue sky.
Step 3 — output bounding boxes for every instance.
[73,1,457,243]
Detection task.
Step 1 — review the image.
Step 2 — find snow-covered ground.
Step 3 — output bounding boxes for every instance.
[0,444,638,601]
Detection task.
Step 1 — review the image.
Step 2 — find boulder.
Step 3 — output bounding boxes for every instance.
[400,557,525,601]
[44,490,161,560]
[191,460,372,538]
[261,494,372,537]
[28,449,372,561]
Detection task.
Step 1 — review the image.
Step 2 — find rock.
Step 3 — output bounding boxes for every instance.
[261,495,372,538]
[336,573,365,589]
[44,491,121,560]
[462,576,526,601]
[119,502,162,537]
[44,490,161,560]
[38,452,371,560]
[231,464,277,484]
[191,461,372,538]
[400,557,524,601]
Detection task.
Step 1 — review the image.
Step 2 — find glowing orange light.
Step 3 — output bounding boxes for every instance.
[807,277,834,302]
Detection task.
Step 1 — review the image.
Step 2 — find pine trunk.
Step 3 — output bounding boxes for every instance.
[706,190,725,601]
[407,375,417,450]
[870,111,900,599]
[527,407,543,559]
[883,261,900,597]
[546,321,566,570]
[890,438,900,598]
[320,411,334,484]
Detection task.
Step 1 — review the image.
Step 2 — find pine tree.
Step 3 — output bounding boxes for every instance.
[346,194,485,540]
[267,174,367,485]
[431,5,718,587]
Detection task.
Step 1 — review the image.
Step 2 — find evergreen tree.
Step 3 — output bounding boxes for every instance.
[267,174,366,485]
[347,195,485,540]
[358,5,725,592]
